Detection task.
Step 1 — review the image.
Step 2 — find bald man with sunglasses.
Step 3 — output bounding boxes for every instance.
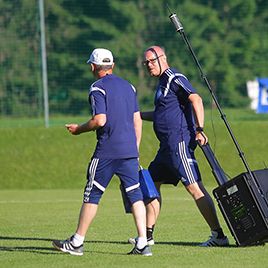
[129,46,229,247]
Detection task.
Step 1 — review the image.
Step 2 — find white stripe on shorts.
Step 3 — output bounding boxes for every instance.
[126,183,140,192]
[93,180,106,192]
[178,141,196,184]
[86,158,99,193]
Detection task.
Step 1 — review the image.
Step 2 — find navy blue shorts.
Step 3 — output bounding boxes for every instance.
[148,138,202,187]
[83,157,142,203]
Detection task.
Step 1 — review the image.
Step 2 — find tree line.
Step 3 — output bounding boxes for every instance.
[0,0,267,116]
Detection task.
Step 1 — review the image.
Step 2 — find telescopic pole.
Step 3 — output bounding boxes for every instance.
[39,0,49,128]
[168,11,254,178]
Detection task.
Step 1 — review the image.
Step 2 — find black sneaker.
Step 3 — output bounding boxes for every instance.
[52,237,84,256]
[128,245,152,256]
[200,231,229,247]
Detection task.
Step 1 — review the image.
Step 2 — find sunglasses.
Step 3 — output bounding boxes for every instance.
[143,55,163,66]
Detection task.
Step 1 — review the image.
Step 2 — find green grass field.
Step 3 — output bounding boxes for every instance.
[1,109,268,189]
[1,187,268,268]
[1,109,268,267]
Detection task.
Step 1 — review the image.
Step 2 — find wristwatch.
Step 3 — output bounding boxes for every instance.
[196,127,204,132]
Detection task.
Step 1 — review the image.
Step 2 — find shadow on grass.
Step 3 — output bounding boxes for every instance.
[156,241,237,247]
[0,246,59,255]
[0,236,52,242]
[0,236,57,255]
[86,240,199,246]
[87,240,237,247]
[0,236,237,255]
[0,236,127,256]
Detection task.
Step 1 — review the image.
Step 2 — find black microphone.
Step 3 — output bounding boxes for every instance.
[166,4,184,33]
[169,12,184,32]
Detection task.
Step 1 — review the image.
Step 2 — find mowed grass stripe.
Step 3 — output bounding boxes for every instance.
[1,188,268,268]
[1,111,268,190]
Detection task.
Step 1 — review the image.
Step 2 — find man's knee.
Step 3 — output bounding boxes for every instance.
[186,182,205,200]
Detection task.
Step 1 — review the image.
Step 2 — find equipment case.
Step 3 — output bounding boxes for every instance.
[201,143,268,246]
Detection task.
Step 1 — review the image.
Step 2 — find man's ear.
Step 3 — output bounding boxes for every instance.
[91,63,95,72]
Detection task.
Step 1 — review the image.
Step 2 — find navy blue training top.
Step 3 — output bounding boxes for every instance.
[153,67,197,151]
[89,74,139,159]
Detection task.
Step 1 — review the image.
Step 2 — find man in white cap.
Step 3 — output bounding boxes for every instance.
[52,48,152,256]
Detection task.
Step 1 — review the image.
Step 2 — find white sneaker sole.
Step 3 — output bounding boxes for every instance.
[128,237,155,246]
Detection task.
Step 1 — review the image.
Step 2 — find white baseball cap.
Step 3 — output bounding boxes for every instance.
[86,48,114,65]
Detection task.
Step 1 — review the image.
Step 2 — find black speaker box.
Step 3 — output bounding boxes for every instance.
[213,169,268,246]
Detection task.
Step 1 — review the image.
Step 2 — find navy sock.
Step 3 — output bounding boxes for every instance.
[214,228,225,239]
[146,225,155,240]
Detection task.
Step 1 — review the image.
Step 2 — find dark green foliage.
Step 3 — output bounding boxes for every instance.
[0,0,41,116]
[0,0,267,116]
